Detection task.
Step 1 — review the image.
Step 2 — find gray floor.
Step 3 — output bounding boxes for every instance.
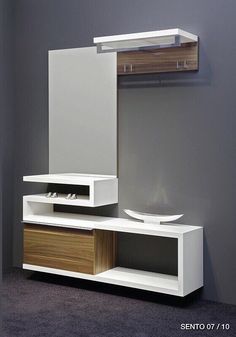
[2,269,236,337]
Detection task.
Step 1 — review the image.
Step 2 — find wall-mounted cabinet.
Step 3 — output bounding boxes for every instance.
[117,43,198,75]
[94,28,199,75]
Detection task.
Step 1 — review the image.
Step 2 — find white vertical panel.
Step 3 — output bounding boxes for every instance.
[181,229,203,296]
[49,47,117,175]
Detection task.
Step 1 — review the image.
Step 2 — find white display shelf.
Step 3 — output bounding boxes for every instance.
[94,28,198,53]
[23,265,179,295]
[23,173,118,207]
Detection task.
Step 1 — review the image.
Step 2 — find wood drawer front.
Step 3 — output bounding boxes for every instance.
[117,43,198,75]
[24,224,94,274]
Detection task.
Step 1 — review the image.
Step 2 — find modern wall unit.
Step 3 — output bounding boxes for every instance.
[22,28,203,297]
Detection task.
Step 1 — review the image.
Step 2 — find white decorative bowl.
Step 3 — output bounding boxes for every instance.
[124,209,184,225]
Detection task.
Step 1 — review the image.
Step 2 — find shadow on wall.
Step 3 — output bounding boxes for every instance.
[55,204,119,218]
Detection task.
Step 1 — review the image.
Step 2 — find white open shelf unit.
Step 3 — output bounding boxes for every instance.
[23,209,203,297]
[94,28,198,53]
[23,173,118,207]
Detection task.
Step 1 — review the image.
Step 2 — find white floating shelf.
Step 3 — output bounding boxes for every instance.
[23,265,179,295]
[23,173,118,207]
[23,173,117,185]
[23,210,202,238]
[94,28,198,53]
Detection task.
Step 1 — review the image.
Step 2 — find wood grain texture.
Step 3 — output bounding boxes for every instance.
[117,42,198,75]
[94,230,115,274]
[24,224,115,275]
[112,232,117,267]
[24,224,95,274]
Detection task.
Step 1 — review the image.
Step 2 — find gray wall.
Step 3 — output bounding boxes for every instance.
[0,0,14,273]
[12,0,236,305]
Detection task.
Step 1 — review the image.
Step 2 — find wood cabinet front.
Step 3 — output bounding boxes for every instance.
[24,224,115,275]
[117,42,198,75]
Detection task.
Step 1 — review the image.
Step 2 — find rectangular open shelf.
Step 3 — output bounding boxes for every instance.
[23,173,118,207]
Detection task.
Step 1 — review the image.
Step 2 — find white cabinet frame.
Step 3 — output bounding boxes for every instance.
[23,209,203,296]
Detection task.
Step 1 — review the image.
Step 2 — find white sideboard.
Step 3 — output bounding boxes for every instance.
[23,175,203,297]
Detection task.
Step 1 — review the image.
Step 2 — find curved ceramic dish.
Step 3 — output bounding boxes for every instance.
[124,209,184,225]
